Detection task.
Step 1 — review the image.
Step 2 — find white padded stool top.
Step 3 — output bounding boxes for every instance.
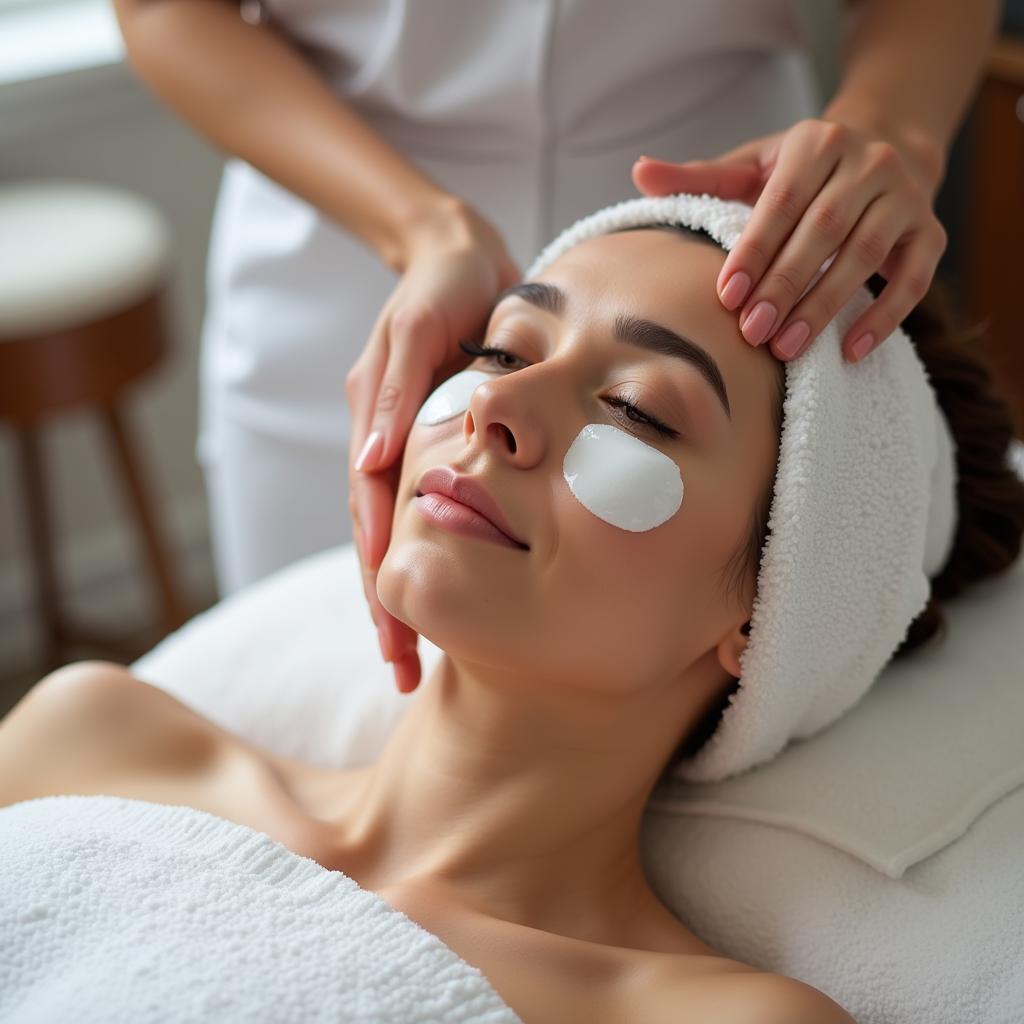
[0,179,171,339]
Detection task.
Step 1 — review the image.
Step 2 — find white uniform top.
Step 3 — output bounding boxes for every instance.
[198,0,819,592]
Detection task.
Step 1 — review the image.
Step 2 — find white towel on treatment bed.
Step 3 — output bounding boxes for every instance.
[0,795,522,1024]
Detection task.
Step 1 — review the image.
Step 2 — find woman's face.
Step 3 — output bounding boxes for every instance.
[377,228,781,696]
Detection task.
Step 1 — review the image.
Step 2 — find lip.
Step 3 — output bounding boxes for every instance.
[414,467,529,550]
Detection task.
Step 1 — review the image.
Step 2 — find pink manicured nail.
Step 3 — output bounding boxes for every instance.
[355,430,384,472]
[775,321,810,359]
[850,332,875,362]
[720,271,751,310]
[741,301,777,346]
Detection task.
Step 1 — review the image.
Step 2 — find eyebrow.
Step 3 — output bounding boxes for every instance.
[491,281,732,421]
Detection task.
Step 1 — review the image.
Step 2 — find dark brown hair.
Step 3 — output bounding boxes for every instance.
[618,222,1024,775]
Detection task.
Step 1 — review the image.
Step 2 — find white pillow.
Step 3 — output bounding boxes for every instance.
[134,542,440,770]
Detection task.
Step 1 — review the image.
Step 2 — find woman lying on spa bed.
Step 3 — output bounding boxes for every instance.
[2,223,1022,1024]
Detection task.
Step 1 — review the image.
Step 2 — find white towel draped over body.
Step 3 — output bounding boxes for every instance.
[0,796,523,1024]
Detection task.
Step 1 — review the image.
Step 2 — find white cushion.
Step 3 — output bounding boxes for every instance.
[135,543,443,771]
[0,179,170,338]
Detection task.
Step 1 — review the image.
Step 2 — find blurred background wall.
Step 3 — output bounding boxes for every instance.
[0,1,224,681]
[0,0,1016,697]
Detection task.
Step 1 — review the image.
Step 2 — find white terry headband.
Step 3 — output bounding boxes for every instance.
[526,194,959,783]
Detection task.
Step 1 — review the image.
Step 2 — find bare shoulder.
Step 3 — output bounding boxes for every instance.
[726,970,857,1024]
[649,959,856,1024]
[0,660,219,809]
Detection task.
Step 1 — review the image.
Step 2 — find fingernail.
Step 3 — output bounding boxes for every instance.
[741,301,777,346]
[377,626,393,663]
[850,332,875,362]
[775,320,810,359]
[719,271,751,310]
[355,430,384,472]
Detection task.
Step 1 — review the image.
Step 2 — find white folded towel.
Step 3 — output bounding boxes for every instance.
[526,193,959,783]
[0,796,523,1024]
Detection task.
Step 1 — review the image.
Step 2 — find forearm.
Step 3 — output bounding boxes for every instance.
[822,0,1001,196]
[112,0,463,272]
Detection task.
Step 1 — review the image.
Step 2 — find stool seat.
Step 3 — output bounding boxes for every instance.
[0,179,170,339]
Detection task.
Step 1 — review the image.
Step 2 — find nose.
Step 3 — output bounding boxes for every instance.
[463,372,548,468]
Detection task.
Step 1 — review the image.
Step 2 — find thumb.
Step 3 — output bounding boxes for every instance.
[632,153,763,204]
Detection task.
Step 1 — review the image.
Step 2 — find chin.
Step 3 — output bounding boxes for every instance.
[379,531,538,670]
[377,536,487,654]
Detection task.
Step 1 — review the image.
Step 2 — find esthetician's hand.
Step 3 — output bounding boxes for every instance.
[631,117,947,363]
[347,198,521,693]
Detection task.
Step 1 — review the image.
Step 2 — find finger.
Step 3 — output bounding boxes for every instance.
[351,512,370,584]
[354,516,422,693]
[740,173,893,354]
[368,469,421,661]
[738,139,914,348]
[841,221,947,363]
[363,303,449,473]
[392,647,422,694]
[351,489,417,652]
[718,122,846,319]
[631,154,762,203]
[765,195,908,360]
[382,613,420,675]
[351,457,396,571]
[352,486,383,625]
[347,324,391,477]
[361,544,420,687]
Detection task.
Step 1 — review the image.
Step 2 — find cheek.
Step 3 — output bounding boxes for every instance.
[562,423,684,532]
[545,496,690,682]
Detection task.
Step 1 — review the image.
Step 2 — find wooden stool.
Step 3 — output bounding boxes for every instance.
[0,179,189,671]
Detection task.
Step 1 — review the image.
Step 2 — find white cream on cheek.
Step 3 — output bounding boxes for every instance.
[563,424,684,532]
[414,370,491,425]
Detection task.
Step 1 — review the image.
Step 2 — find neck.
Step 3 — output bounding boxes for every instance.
[318,652,717,945]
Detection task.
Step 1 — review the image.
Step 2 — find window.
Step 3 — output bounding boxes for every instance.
[0,0,124,87]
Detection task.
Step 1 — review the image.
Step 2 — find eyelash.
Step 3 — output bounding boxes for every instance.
[457,339,680,440]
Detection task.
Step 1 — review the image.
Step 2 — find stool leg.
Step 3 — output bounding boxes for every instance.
[99,403,189,634]
[14,427,69,672]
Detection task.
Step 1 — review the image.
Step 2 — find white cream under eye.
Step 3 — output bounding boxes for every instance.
[414,370,491,425]
[563,423,684,532]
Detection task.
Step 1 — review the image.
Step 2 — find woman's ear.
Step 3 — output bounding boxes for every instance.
[716,619,750,679]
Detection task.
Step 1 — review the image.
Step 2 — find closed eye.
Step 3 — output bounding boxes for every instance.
[459,339,526,372]
[457,339,680,440]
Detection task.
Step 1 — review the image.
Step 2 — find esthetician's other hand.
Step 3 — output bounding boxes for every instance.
[631,117,947,363]
[347,197,521,694]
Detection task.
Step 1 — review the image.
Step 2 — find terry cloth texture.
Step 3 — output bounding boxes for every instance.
[526,193,958,782]
[0,796,523,1024]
